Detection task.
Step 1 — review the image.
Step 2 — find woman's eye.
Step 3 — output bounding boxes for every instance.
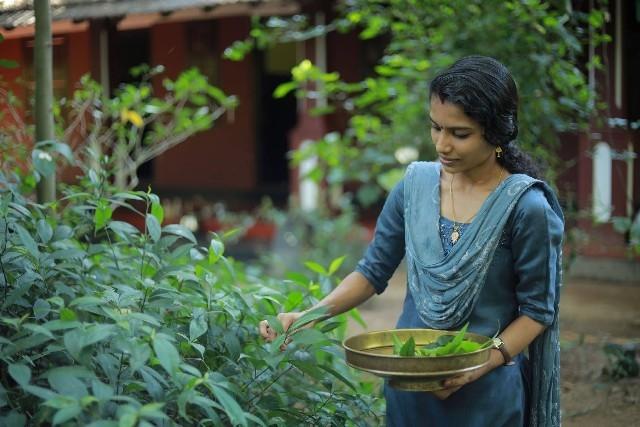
[431,125,441,131]
[454,133,470,139]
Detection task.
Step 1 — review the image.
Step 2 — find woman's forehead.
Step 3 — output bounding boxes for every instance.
[429,97,478,127]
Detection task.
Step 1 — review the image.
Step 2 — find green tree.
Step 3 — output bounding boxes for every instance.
[228,0,609,207]
[1,66,238,193]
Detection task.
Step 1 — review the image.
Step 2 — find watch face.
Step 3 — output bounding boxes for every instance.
[492,337,502,348]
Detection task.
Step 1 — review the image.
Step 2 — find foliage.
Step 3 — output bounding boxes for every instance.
[257,195,370,282]
[227,0,609,206]
[0,168,381,426]
[612,215,640,256]
[602,343,640,381]
[391,323,492,357]
[0,65,238,191]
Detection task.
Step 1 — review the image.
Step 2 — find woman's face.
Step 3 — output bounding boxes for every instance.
[429,96,496,174]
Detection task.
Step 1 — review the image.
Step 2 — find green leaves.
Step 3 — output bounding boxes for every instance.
[14,223,39,258]
[273,81,298,98]
[0,171,381,425]
[304,260,327,275]
[32,149,55,179]
[94,199,113,232]
[290,306,330,332]
[63,324,116,360]
[392,334,416,357]
[60,307,77,321]
[152,335,180,374]
[150,200,164,224]
[31,141,75,180]
[9,364,31,387]
[304,256,345,277]
[145,214,161,242]
[162,224,196,244]
[211,385,247,427]
[33,299,51,320]
[189,308,208,341]
[37,219,53,243]
[328,256,346,276]
[392,323,484,357]
[208,237,224,264]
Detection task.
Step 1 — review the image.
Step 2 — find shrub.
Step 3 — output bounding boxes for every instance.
[0,170,381,426]
[602,343,640,381]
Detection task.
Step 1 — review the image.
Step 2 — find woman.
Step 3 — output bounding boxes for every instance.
[259,56,563,427]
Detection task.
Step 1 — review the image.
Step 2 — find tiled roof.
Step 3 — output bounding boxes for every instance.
[0,0,284,29]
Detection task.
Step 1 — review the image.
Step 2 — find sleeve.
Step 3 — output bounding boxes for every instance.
[510,186,564,326]
[354,179,406,294]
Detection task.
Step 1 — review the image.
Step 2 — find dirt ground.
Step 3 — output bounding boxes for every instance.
[348,268,640,427]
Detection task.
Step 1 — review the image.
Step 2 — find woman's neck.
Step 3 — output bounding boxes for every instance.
[444,158,504,191]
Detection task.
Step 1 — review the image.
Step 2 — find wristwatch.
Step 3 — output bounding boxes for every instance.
[492,337,515,366]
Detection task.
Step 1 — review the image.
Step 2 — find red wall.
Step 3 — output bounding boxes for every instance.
[0,37,26,101]
[66,31,91,95]
[152,17,256,192]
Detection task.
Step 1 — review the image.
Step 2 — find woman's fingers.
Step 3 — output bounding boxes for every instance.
[442,364,486,388]
[431,384,461,400]
[259,313,304,349]
[259,320,277,341]
[277,312,296,333]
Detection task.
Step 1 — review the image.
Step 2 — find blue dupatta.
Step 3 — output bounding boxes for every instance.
[403,161,563,427]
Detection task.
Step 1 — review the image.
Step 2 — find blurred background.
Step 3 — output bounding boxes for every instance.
[1,0,638,425]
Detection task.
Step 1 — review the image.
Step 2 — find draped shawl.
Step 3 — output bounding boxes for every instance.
[403,161,563,427]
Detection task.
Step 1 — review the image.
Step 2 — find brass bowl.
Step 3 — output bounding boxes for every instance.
[343,329,492,391]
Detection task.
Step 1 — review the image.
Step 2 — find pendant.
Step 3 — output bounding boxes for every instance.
[450,229,460,244]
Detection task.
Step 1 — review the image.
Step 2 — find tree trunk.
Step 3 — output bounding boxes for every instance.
[34,0,56,203]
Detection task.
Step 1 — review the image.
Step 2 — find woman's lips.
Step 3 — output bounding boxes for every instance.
[439,157,458,166]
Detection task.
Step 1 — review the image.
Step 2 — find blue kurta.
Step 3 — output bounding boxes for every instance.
[355,176,563,427]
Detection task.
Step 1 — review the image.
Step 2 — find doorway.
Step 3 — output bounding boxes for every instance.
[256,42,298,202]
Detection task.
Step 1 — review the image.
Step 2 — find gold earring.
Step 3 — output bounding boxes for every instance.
[495,146,503,159]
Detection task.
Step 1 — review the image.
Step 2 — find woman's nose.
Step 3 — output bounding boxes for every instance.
[434,132,451,153]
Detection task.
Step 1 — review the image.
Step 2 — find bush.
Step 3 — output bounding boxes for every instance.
[257,197,369,281]
[0,170,381,426]
[602,343,640,381]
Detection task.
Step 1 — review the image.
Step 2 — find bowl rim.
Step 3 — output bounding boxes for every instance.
[342,328,493,360]
[345,361,490,378]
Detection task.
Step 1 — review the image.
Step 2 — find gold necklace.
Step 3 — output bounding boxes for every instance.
[449,167,505,244]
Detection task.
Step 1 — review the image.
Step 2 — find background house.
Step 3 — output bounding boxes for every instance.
[0,0,366,206]
[557,0,640,280]
[0,0,638,280]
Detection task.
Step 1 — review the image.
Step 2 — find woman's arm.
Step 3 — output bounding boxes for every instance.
[433,187,563,399]
[260,180,406,342]
[259,271,377,342]
[314,271,378,317]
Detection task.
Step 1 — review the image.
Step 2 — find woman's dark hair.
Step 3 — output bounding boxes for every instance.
[429,55,541,179]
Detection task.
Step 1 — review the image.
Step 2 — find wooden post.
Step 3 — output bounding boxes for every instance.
[34,0,56,203]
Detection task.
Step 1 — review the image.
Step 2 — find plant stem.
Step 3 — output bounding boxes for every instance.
[241,366,270,392]
[115,351,125,394]
[246,365,294,407]
[311,390,334,422]
[139,196,149,282]
[140,288,150,312]
[104,229,120,271]
[0,214,9,304]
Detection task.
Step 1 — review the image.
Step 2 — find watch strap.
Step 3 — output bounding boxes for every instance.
[492,337,515,366]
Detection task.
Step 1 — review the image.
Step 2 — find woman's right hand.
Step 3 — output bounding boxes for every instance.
[259,312,304,344]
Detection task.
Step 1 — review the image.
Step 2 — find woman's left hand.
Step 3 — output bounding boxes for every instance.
[430,349,504,400]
